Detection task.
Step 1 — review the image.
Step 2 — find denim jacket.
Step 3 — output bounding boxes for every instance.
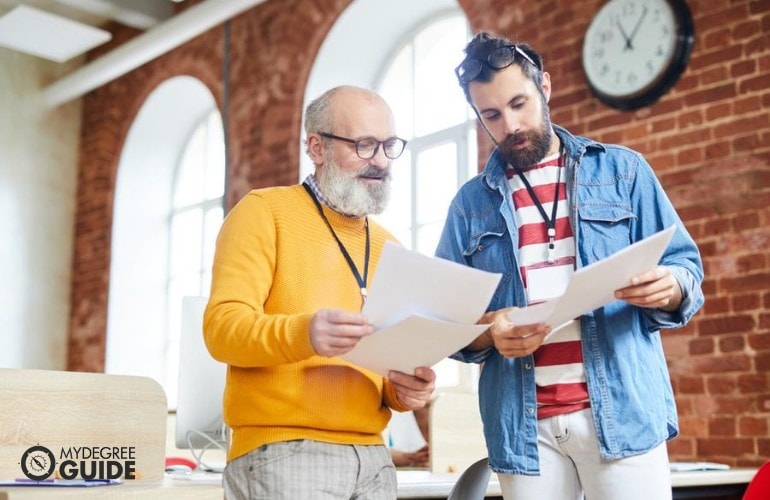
[435,125,704,474]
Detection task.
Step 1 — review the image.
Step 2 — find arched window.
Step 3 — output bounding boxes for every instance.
[374,13,476,256]
[106,77,224,408]
[164,110,225,406]
[375,13,479,391]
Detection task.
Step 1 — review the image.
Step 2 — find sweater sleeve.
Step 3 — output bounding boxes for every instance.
[382,378,410,413]
[203,192,317,367]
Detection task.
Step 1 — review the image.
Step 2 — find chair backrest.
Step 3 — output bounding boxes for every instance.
[0,368,167,482]
[743,461,770,500]
[429,391,487,473]
[447,456,491,500]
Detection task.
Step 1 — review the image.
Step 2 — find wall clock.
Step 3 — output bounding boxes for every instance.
[582,0,695,110]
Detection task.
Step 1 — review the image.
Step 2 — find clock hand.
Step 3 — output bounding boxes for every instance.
[625,6,649,51]
[615,18,633,50]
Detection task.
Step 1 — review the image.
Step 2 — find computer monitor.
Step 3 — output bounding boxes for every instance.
[175,296,227,454]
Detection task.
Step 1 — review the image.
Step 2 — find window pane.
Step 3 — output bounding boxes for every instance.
[173,125,206,208]
[416,143,457,225]
[415,220,445,256]
[169,207,203,276]
[414,16,469,136]
[203,205,223,276]
[204,113,226,200]
[373,150,412,246]
[379,45,414,139]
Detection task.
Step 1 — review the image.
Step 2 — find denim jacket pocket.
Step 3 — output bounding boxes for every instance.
[462,230,511,299]
[578,203,637,263]
[462,230,505,256]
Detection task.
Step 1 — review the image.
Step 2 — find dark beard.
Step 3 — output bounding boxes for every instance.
[499,99,554,171]
[499,126,552,171]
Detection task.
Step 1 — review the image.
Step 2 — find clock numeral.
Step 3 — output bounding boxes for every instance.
[626,72,638,86]
[599,28,613,44]
[621,2,636,18]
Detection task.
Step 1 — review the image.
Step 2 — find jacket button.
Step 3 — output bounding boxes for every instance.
[524,363,532,369]
[527,408,535,415]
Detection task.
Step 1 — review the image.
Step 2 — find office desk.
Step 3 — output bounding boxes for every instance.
[0,478,223,500]
[0,468,754,499]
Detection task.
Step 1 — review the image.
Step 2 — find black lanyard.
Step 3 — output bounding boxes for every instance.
[511,144,564,263]
[302,183,370,303]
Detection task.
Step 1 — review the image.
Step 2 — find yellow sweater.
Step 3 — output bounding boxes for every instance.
[203,184,408,461]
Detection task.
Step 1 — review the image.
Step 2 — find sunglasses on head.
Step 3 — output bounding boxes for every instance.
[455,44,540,84]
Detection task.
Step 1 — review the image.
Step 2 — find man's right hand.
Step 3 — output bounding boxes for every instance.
[485,307,551,358]
[309,309,374,357]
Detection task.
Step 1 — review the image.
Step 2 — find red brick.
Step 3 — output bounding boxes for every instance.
[707,375,739,394]
[693,354,752,374]
[747,331,770,350]
[703,297,729,315]
[678,375,706,394]
[709,417,736,436]
[738,373,769,394]
[739,416,768,436]
[756,352,770,371]
[667,438,695,458]
[731,292,761,312]
[679,416,709,436]
[696,437,754,456]
[689,337,715,355]
[719,335,746,352]
[698,315,756,336]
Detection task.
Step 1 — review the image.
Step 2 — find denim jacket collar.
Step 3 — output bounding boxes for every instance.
[479,124,604,192]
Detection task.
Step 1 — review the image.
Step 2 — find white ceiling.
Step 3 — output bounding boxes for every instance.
[0,0,176,62]
[1,0,464,107]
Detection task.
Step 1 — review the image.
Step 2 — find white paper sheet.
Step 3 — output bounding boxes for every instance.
[509,225,677,333]
[340,242,502,376]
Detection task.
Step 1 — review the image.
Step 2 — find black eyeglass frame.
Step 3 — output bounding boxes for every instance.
[318,132,408,160]
[455,44,540,84]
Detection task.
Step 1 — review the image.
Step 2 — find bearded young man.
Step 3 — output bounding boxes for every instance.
[435,33,704,500]
[204,85,435,500]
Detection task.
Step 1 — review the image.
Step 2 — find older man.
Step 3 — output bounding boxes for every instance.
[205,86,435,499]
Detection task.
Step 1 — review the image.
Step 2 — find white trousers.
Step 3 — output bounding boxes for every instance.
[498,408,672,500]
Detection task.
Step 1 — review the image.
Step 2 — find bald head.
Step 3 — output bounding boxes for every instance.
[304,85,394,142]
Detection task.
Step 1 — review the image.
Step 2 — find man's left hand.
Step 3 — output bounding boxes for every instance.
[615,265,682,312]
[388,367,436,410]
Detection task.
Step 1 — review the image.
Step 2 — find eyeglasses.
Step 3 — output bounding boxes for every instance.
[455,44,540,84]
[319,132,407,160]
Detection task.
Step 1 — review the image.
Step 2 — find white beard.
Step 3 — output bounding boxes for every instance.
[317,155,391,216]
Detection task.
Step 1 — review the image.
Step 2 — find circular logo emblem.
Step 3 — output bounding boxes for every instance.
[20,445,56,481]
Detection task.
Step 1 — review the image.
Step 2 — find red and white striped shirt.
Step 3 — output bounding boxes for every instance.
[506,150,589,419]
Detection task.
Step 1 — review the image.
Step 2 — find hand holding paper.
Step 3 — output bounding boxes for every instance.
[340,242,502,377]
[508,226,677,333]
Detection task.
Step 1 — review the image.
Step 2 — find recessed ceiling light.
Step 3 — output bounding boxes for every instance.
[0,5,112,63]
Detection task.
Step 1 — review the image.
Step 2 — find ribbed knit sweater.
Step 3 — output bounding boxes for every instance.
[203,184,408,461]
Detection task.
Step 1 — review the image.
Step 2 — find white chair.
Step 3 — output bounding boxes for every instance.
[447,456,491,500]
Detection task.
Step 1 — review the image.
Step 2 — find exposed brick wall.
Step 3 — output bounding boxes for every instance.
[457,0,770,466]
[69,0,769,465]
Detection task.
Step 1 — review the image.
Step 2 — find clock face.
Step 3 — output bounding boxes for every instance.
[582,0,693,109]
